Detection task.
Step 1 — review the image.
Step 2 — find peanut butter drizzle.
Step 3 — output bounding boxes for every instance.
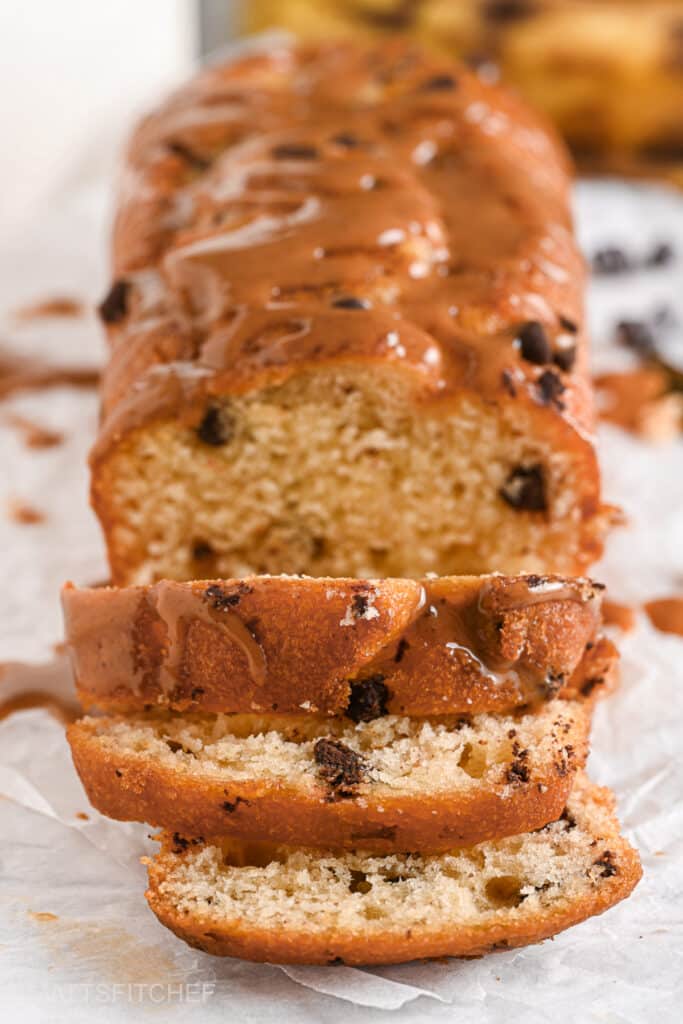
[152,581,268,694]
[95,39,595,463]
[478,575,603,613]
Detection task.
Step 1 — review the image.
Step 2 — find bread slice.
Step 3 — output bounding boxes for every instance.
[68,699,590,852]
[92,39,606,585]
[144,773,641,964]
[62,573,613,716]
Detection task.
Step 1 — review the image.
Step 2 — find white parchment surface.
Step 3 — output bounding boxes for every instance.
[0,168,682,1021]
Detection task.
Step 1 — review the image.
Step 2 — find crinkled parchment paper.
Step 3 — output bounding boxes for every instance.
[0,160,682,1021]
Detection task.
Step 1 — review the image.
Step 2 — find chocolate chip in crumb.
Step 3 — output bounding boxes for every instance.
[346,675,390,723]
[98,279,130,324]
[192,540,214,561]
[420,74,458,91]
[518,321,552,365]
[271,143,319,160]
[554,344,577,372]
[499,464,547,512]
[332,296,371,310]
[536,369,566,409]
[197,405,234,446]
[204,581,254,611]
[314,738,367,797]
[615,320,657,358]
[351,593,371,618]
[222,796,248,813]
[558,315,578,334]
[580,675,605,698]
[594,850,618,877]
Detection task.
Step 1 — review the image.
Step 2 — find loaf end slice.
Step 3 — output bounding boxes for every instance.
[144,773,641,965]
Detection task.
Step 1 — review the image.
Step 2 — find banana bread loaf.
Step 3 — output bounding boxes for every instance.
[93,38,605,584]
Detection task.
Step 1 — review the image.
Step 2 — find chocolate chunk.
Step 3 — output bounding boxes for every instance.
[394,637,410,663]
[559,808,577,830]
[506,760,530,785]
[420,74,458,92]
[499,464,547,512]
[98,279,130,324]
[166,140,211,172]
[204,581,254,610]
[192,540,214,561]
[558,315,578,334]
[615,320,656,358]
[483,0,537,21]
[222,796,248,813]
[328,957,346,966]
[580,675,604,698]
[594,850,618,877]
[271,143,319,160]
[351,592,371,618]
[314,738,367,797]
[553,345,577,373]
[197,405,234,446]
[331,132,361,148]
[646,242,674,267]
[346,675,390,723]
[332,296,371,310]
[536,369,566,409]
[592,247,632,275]
[518,321,552,365]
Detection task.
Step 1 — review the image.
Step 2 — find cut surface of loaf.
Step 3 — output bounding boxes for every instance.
[145,773,641,964]
[62,573,614,716]
[69,698,590,851]
[93,38,605,585]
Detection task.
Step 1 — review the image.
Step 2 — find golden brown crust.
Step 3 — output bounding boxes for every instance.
[62,573,608,716]
[91,38,604,583]
[144,777,642,965]
[67,702,590,852]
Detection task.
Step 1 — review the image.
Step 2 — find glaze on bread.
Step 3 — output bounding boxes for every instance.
[62,573,614,716]
[92,39,605,584]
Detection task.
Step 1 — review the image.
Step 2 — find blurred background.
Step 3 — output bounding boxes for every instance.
[1,0,681,231]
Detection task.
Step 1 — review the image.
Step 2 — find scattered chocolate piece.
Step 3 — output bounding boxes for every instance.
[331,296,371,310]
[553,345,577,373]
[346,676,390,723]
[192,540,214,561]
[615,320,656,358]
[499,464,547,512]
[517,321,552,365]
[314,738,367,797]
[580,675,604,699]
[222,797,248,813]
[594,850,618,878]
[483,0,538,21]
[420,74,458,92]
[98,279,130,324]
[351,592,372,618]
[197,405,234,446]
[394,637,410,663]
[204,582,254,611]
[558,315,578,334]
[592,247,631,276]
[331,132,361,148]
[271,143,319,160]
[559,808,577,830]
[536,369,566,409]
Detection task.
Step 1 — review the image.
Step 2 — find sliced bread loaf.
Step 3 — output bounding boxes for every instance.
[144,773,641,964]
[69,699,590,851]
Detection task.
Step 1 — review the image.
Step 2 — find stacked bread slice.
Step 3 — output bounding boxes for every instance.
[64,573,639,963]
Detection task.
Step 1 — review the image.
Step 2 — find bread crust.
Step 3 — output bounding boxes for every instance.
[90,38,605,583]
[62,573,610,716]
[67,701,590,852]
[144,777,642,965]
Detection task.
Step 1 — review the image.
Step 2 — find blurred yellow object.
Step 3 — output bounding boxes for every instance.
[246,0,683,184]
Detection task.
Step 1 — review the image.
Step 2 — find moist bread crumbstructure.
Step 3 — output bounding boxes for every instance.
[92,38,605,585]
[62,573,614,716]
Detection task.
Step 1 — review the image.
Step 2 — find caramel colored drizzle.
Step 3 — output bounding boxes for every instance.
[0,690,79,725]
[0,348,99,400]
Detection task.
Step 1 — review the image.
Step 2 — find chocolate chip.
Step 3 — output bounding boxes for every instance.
[483,0,538,21]
[197,405,234,446]
[394,637,410,663]
[594,850,618,877]
[615,320,657,358]
[192,540,214,561]
[314,738,367,797]
[328,957,346,966]
[166,140,211,172]
[501,369,517,397]
[499,464,547,512]
[592,246,632,275]
[525,575,545,587]
[420,74,458,91]
[558,315,578,333]
[646,242,674,267]
[331,132,361,148]
[518,321,552,365]
[271,143,319,160]
[204,581,253,610]
[543,671,565,698]
[559,808,577,830]
[536,369,566,409]
[222,796,248,813]
[98,279,130,324]
[346,676,389,723]
[190,687,205,700]
[580,675,604,698]
[351,592,371,618]
[506,759,530,785]
[553,345,577,372]
[331,296,371,310]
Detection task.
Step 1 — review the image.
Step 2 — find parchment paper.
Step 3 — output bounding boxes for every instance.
[1,159,681,1019]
